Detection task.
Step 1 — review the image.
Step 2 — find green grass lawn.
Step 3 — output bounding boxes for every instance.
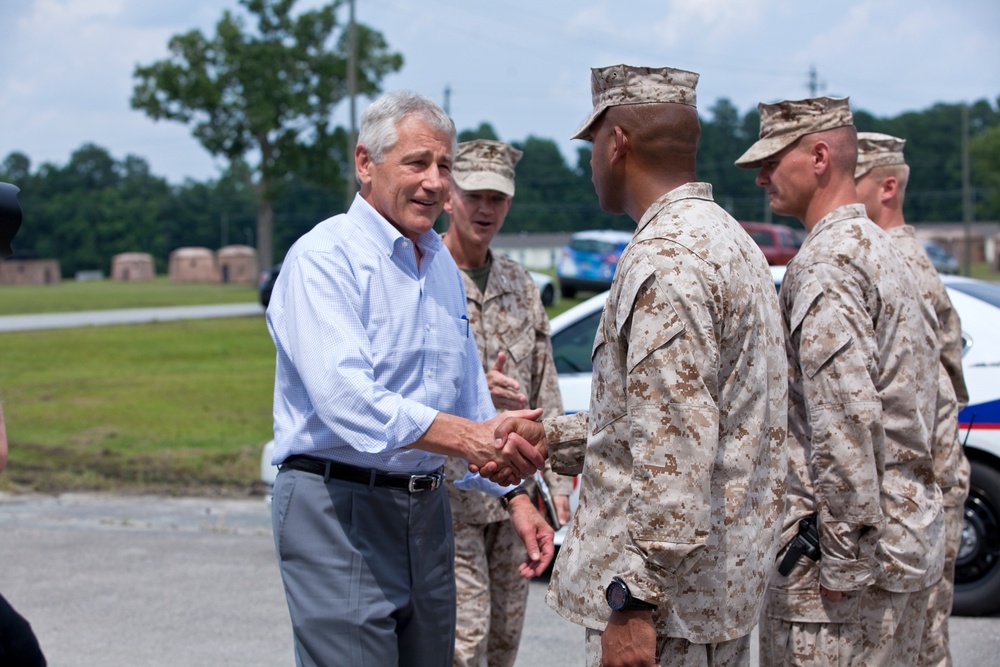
[0,316,275,496]
[0,276,257,315]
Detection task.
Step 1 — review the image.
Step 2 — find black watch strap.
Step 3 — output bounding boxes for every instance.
[500,486,529,510]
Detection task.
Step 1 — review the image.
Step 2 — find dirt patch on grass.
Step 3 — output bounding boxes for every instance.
[0,441,268,498]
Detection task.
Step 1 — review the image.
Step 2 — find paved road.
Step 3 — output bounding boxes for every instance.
[2,493,998,667]
[0,303,264,332]
[0,492,584,667]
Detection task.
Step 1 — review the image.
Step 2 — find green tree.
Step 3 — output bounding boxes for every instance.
[503,136,627,233]
[9,144,173,275]
[698,98,767,222]
[130,0,403,268]
[458,123,500,142]
[1,152,32,185]
[971,120,1000,222]
[855,99,999,223]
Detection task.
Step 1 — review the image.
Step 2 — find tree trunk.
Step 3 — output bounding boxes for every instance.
[257,197,274,270]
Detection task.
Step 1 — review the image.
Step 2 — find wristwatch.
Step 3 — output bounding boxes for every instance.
[606,577,657,612]
[500,486,529,510]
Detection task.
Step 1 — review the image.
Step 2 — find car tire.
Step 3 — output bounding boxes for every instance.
[540,284,555,307]
[560,284,577,299]
[953,458,1000,616]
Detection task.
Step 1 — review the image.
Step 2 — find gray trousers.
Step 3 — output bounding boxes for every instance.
[272,467,456,667]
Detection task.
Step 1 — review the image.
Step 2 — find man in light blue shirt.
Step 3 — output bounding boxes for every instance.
[266,91,554,667]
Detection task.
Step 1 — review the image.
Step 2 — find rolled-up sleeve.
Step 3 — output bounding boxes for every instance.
[613,262,721,602]
[790,267,882,592]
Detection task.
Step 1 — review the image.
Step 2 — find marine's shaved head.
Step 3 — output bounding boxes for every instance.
[605,102,700,174]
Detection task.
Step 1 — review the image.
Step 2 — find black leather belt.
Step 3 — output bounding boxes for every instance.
[281,455,444,493]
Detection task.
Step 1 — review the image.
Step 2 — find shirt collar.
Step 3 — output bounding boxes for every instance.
[805,203,869,243]
[349,194,443,263]
[636,182,715,234]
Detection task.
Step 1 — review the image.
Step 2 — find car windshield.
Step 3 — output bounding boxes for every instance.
[948,280,1000,309]
[551,309,603,374]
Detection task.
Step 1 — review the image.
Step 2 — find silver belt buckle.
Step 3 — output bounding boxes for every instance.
[408,471,443,493]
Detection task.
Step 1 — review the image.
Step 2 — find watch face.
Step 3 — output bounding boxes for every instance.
[606,580,628,610]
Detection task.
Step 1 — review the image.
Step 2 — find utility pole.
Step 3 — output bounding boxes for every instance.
[806,66,825,97]
[962,103,973,276]
[345,0,358,203]
[443,85,451,116]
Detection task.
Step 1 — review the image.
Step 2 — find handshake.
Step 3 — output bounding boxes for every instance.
[467,408,550,487]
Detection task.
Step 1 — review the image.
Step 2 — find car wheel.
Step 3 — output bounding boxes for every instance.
[541,284,555,307]
[953,458,1000,615]
[561,285,577,299]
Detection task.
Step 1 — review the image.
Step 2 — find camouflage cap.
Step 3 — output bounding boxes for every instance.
[734,96,854,169]
[571,64,699,141]
[451,139,523,197]
[855,132,907,179]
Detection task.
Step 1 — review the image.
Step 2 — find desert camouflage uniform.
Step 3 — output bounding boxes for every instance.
[759,205,945,666]
[542,183,788,665]
[444,250,571,667]
[887,224,970,667]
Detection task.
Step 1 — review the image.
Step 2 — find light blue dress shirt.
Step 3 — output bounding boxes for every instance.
[267,195,511,495]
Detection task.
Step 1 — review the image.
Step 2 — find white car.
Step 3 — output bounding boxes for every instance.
[529,271,557,307]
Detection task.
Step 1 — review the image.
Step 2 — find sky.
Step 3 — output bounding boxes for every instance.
[1,0,998,185]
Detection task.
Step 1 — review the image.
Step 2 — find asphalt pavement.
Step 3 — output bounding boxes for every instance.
[0,492,584,667]
[2,492,999,667]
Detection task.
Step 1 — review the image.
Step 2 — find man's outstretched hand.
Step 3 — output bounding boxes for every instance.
[465,409,545,485]
[470,417,549,485]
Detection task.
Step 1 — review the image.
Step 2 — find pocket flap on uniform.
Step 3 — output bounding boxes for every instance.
[787,279,853,379]
[504,327,535,364]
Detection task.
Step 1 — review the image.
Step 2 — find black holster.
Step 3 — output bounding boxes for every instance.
[777,513,821,576]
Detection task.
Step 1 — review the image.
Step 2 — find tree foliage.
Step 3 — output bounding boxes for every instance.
[2,145,172,276]
[130,0,402,267]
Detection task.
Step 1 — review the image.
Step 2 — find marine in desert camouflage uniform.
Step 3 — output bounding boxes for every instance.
[736,98,945,666]
[492,64,788,667]
[855,132,969,667]
[441,139,573,667]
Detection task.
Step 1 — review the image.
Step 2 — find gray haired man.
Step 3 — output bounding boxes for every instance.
[266,91,554,667]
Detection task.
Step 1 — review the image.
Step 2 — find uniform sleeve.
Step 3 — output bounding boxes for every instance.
[790,266,882,592]
[525,285,575,496]
[612,258,723,603]
[542,413,588,476]
[935,288,969,407]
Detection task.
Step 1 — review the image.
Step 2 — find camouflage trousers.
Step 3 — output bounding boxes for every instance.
[759,585,932,666]
[453,518,529,667]
[920,500,965,667]
[585,628,750,667]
